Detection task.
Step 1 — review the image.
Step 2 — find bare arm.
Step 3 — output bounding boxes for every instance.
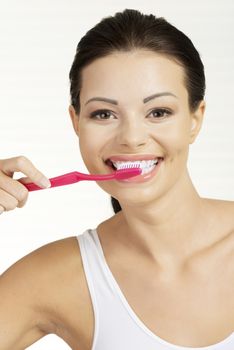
[0,248,55,350]
[0,156,52,349]
[0,234,83,350]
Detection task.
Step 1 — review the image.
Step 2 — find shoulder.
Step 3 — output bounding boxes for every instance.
[203,197,234,229]
[33,235,94,345]
[210,199,234,268]
[204,197,234,209]
[27,235,84,309]
[1,235,83,333]
[209,198,234,244]
[8,235,82,286]
[0,235,81,288]
[200,198,234,262]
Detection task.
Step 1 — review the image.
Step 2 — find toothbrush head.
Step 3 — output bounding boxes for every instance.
[114,167,142,179]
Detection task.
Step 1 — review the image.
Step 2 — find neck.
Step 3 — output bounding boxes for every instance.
[117,169,212,272]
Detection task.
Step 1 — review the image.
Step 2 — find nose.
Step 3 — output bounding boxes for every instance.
[116,119,148,148]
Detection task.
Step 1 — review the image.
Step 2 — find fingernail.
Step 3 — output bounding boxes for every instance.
[40,178,51,188]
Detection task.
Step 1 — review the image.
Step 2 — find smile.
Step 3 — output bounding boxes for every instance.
[105,157,164,183]
[111,159,158,175]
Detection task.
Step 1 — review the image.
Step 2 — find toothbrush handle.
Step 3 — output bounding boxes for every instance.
[23,172,79,191]
[23,168,142,191]
[24,170,121,191]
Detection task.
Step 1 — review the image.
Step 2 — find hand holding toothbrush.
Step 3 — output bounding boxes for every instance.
[0,156,141,214]
[0,156,51,214]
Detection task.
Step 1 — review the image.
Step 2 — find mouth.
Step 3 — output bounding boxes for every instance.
[104,157,164,176]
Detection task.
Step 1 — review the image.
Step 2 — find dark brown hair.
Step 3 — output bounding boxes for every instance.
[69,8,206,214]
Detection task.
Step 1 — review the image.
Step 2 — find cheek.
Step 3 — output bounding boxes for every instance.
[78,130,104,170]
[158,125,190,162]
[79,133,94,164]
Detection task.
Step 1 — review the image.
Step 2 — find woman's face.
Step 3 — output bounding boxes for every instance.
[69,50,205,206]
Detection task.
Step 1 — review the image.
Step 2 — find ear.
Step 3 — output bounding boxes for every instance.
[189,100,206,144]
[69,105,80,137]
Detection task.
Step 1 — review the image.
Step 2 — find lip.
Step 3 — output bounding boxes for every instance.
[105,154,163,162]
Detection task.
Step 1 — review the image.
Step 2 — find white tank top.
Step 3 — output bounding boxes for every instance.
[76,228,234,350]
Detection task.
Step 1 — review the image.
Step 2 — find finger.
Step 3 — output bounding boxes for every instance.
[16,177,30,207]
[0,156,50,188]
[0,172,29,205]
[0,205,5,214]
[17,176,33,184]
[17,196,28,208]
[0,189,18,212]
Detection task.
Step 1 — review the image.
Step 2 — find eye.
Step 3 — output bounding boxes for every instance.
[89,108,172,121]
[148,108,172,119]
[89,109,116,120]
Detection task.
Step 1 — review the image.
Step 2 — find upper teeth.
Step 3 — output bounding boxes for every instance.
[112,159,158,170]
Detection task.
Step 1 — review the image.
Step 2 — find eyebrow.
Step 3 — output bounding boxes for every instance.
[85,92,178,106]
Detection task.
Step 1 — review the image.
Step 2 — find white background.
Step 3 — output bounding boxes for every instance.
[0,0,233,348]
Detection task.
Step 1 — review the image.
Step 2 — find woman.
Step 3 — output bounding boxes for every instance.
[0,8,233,350]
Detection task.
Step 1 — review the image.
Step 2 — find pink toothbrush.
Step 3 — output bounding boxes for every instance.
[23,167,142,192]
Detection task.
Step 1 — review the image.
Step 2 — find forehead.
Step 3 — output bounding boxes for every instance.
[80,50,187,103]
